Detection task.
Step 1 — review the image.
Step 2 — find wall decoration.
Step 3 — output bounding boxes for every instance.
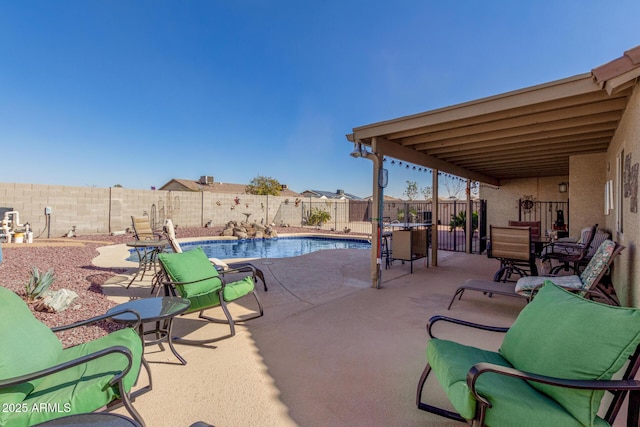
[519,195,535,213]
[623,153,638,213]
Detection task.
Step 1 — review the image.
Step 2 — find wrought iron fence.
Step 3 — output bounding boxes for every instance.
[348,199,487,253]
[518,199,570,236]
[271,199,489,254]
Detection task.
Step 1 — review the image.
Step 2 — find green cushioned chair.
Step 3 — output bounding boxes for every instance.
[417,282,640,426]
[157,247,263,343]
[0,286,145,427]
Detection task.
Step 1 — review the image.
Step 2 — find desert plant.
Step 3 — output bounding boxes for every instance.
[307,208,331,226]
[24,267,55,302]
[449,211,478,232]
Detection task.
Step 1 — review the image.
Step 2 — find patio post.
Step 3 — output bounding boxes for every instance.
[369,137,383,288]
[432,169,438,266]
[466,179,472,254]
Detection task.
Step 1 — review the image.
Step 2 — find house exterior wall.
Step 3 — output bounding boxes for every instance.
[569,153,607,236]
[605,81,640,307]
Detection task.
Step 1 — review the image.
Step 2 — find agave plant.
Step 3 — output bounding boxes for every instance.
[24,267,55,302]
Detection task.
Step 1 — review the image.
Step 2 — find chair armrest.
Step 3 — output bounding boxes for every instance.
[52,309,142,332]
[545,241,585,255]
[216,264,257,279]
[162,273,227,290]
[466,362,640,407]
[427,315,509,339]
[0,345,135,390]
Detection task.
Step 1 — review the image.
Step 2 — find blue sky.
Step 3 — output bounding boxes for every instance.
[1,1,639,198]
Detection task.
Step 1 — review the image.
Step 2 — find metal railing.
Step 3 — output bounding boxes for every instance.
[518,199,570,236]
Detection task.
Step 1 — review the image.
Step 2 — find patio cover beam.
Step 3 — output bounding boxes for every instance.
[375,137,499,186]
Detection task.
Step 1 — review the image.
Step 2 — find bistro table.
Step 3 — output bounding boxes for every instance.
[107,297,191,366]
[384,222,432,273]
[125,239,169,288]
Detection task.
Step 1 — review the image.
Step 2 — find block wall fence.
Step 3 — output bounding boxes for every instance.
[0,183,351,238]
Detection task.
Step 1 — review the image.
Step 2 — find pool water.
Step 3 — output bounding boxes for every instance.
[127,236,370,261]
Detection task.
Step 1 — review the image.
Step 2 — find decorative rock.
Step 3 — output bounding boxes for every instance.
[34,289,79,313]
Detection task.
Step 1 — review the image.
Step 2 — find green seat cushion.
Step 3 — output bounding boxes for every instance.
[0,287,63,425]
[185,275,255,313]
[427,338,595,426]
[8,328,143,426]
[500,282,640,426]
[159,247,222,298]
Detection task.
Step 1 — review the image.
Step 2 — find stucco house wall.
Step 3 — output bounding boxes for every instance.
[568,153,607,237]
[605,81,640,306]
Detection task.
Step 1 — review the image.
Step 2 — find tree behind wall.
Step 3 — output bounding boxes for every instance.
[245,175,282,196]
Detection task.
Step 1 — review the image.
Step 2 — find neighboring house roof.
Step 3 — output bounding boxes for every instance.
[300,189,363,200]
[347,44,640,186]
[159,178,300,197]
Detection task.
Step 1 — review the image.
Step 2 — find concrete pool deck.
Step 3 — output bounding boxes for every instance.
[94,238,632,426]
[94,236,520,426]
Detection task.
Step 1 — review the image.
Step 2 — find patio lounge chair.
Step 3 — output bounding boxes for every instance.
[507,220,541,239]
[0,286,145,426]
[487,225,536,282]
[541,224,598,275]
[418,282,640,427]
[162,219,267,291]
[157,246,264,342]
[131,216,163,241]
[447,239,624,309]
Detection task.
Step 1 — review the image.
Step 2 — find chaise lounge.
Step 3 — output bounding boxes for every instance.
[448,239,623,309]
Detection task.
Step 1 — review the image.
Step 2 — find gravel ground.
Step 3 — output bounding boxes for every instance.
[0,226,365,347]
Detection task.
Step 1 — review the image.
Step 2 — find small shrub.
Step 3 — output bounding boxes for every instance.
[449,211,479,232]
[307,208,331,226]
[25,267,55,302]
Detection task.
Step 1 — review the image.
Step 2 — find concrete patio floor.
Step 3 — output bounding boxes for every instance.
[93,241,626,426]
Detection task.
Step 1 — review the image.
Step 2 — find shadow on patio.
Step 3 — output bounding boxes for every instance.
[103,248,620,426]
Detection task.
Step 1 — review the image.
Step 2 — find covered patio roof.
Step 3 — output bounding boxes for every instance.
[347,45,640,187]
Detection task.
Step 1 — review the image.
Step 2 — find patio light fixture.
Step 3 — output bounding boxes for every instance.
[558,182,568,193]
[350,142,369,158]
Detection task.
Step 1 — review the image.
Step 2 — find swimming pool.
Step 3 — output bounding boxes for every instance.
[127,236,371,261]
